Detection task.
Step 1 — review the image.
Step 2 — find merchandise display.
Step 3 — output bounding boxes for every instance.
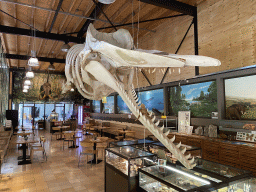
[139,159,252,192]
[139,165,210,191]
[106,146,157,177]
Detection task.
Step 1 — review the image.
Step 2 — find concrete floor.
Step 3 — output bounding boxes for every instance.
[0,130,105,192]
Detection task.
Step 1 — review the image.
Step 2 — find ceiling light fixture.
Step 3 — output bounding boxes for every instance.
[24,79,31,86]
[23,89,28,93]
[26,67,34,78]
[61,42,70,52]
[24,85,30,89]
[70,88,74,92]
[48,62,55,70]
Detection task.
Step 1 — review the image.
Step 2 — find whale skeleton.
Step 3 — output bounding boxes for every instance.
[63,24,220,169]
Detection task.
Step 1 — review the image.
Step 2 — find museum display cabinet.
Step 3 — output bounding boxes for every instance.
[139,158,253,192]
[109,139,155,148]
[167,133,256,176]
[109,139,202,160]
[105,146,157,192]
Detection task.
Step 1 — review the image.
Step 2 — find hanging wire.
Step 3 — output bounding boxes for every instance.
[132,0,135,49]
[137,0,140,49]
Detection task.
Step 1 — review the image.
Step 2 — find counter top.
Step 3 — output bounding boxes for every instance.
[168,132,256,147]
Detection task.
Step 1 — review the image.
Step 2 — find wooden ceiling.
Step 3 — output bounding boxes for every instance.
[0,0,205,72]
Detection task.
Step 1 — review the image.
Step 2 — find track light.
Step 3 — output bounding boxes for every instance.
[61,42,70,52]
[23,89,28,93]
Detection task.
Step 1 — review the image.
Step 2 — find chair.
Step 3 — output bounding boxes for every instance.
[124,132,136,141]
[51,127,61,140]
[62,132,74,149]
[78,142,98,167]
[30,136,44,148]
[97,137,109,160]
[30,138,47,161]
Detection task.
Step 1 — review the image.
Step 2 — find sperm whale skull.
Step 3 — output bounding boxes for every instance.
[63,24,220,169]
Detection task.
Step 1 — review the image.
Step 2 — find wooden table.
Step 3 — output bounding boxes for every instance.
[93,126,110,136]
[81,137,107,164]
[16,137,36,165]
[117,130,135,139]
[17,131,33,137]
[63,130,82,148]
[54,126,70,140]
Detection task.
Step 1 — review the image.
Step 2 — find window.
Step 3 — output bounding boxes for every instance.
[225,75,256,120]
[92,100,101,113]
[169,81,217,118]
[103,96,114,114]
[65,104,73,120]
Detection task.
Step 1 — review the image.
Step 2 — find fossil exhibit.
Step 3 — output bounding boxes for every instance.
[63,24,221,169]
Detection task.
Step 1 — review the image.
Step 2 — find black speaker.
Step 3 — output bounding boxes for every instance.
[6,110,18,132]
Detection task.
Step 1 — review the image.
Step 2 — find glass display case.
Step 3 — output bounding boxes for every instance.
[109,140,202,164]
[109,139,155,148]
[105,146,157,192]
[139,158,252,192]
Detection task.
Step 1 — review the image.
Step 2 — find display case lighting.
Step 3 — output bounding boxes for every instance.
[165,165,211,185]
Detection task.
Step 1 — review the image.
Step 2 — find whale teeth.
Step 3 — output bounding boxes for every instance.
[188,157,195,164]
[191,163,197,169]
[160,126,164,132]
[149,112,153,117]
[176,142,181,148]
[164,130,170,136]
[181,147,186,154]
[185,154,191,159]
[170,135,175,142]
[152,116,156,122]
[155,120,160,126]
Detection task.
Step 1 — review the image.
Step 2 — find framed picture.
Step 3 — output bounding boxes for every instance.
[178,111,191,134]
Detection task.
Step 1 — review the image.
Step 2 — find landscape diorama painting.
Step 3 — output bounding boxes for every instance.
[225,75,256,120]
[138,89,164,114]
[12,71,66,102]
[169,81,217,118]
[117,95,131,114]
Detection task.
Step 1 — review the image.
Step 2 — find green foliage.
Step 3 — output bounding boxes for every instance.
[169,86,190,115]
[169,81,218,118]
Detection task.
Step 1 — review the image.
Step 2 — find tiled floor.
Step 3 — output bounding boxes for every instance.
[0,130,105,192]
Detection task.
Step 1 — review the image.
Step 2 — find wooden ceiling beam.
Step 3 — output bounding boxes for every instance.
[0,24,84,43]
[139,0,197,16]
[10,67,65,75]
[4,53,65,63]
